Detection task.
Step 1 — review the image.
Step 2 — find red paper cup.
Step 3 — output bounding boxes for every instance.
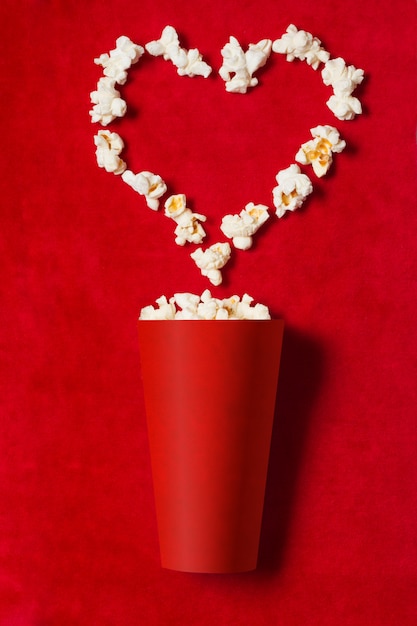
[138,319,284,573]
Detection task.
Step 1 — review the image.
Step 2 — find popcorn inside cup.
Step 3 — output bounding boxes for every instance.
[139,291,271,320]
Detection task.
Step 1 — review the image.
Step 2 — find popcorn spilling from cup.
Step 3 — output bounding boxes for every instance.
[89,25,365,291]
[139,291,271,320]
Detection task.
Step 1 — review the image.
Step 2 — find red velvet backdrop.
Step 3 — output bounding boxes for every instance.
[1,0,416,624]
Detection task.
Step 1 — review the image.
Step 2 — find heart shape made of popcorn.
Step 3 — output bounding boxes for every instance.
[90,25,364,287]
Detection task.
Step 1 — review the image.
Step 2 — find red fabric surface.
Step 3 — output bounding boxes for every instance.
[1,0,416,623]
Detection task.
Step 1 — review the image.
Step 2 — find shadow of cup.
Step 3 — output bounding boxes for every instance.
[258,326,325,572]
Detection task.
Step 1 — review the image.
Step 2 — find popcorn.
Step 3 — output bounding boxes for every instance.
[139,295,176,320]
[145,26,212,78]
[295,125,346,177]
[233,294,271,320]
[172,292,201,318]
[164,194,207,245]
[272,164,313,217]
[164,193,188,219]
[321,57,364,120]
[220,202,270,250]
[89,77,127,125]
[325,94,362,121]
[145,25,183,60]
[321,57,364,95]
[219,36,272,93]
[139,290,271,320]
[94,130,126,175]
[89,30,366,300]
[272,24,329,69]
[94,36,144,84]
[176,48,213,78]
[122,170,167,210]
[190,242,232,286]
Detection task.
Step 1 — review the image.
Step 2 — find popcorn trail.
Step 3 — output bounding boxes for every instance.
[89,24,365,293]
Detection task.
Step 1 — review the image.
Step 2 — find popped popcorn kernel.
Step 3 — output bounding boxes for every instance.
[94,130,126,175]
[295,125,346,177]
[272,24,329,69]
[171,292,201,318]
[122,170,167,209]
[272,164,313,217]
[219,36,272,93]
[321,57,364,95]
[94,36,144,85]
[174,215,207,246]
[176,48,212,78]
[326,93,362,121]
[220,202,270,250]
[146,25,180,59]
[89,77,127,125]
[164,195,207,246]
[146,26,212,78]
[164,194,187,218]
[190,242,232,286]
[139,295,176,320]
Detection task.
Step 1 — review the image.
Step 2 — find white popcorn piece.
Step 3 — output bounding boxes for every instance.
[321,57,364,96]
[245,39,273,76]
[235,293,271,320]
[145,26,212,78]
[94,36,145,84]
[295,125,346,177]
[272,24,329,69]
[89,77,127,125]
[197,294,221,319]
[122,170,167,210]
[145,25,181,60]
[139,291,271,320]
[190,242,232,286]
[321,57,364,120]
[94,130,126,175]
[220,202,270,250]
[164,194,207,246]
[272,164,313,217]
[139,296,176,320]
[172,292,201,318]
[173,218,207,246]
[326,93,362,121]
[219,36,272,93]
[175,48,212,78]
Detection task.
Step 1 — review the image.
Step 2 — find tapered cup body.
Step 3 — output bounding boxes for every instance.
[138,320,284,573]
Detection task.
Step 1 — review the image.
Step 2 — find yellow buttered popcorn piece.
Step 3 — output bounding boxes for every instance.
[296,125,346,177]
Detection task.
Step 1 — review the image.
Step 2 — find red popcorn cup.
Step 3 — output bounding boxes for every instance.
[138,319,284,573]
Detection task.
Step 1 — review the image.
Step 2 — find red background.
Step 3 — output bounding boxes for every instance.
[1,0,416,624]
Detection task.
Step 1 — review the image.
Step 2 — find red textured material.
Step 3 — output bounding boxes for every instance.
[1,0,417,624]
[138,320,284,572]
